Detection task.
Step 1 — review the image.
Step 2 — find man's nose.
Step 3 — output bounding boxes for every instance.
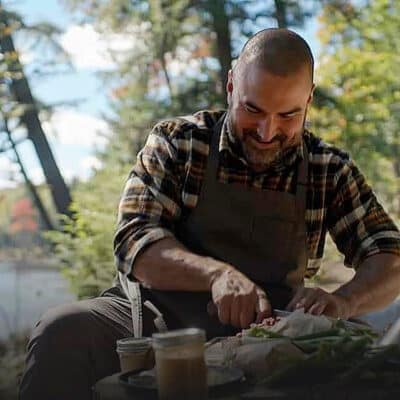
[257,116,277,142]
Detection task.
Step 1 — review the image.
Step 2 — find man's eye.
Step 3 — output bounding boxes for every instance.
[244,104,260,114]
[280,113,297,119]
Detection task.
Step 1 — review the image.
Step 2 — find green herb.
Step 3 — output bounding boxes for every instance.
[247,327,285,338]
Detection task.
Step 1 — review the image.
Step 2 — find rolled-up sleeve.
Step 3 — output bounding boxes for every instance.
[114,123,184,277]
[327,159,400,268]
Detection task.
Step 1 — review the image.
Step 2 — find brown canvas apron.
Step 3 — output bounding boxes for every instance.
[145,113,309,338]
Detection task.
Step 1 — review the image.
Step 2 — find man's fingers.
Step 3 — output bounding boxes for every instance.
[286,288,306,311]
[217,297,231,325]
[255,294,272,323]
[240,310,254,329]
[299,290,321,312]
[308,301,327,316]
[210,271,272,328]
[287,288,331,313]
[217,296,256,328]
[286,287,347,318]
[230,296,241,328]
[303,288,332,313]
[240,298,256,329]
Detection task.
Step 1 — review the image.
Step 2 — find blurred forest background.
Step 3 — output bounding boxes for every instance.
[1,0,400,398]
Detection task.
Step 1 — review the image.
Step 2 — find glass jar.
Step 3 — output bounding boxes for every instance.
[152,328,207,400]
[116,337,154,373]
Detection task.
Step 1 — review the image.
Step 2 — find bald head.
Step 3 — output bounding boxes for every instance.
[235,28,314,84]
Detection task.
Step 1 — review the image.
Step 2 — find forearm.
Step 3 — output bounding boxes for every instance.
[132,237,232,291]
[334,253,400,317]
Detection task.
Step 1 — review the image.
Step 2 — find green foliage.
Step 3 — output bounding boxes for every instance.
[46,164,129,298]
[0,184,56,255]
[313,0,400,218]
[0,332,28,400]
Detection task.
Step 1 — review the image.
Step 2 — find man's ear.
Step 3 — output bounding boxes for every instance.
[226,69,233,104]
[226,69,233,94]
[307,84,315,105]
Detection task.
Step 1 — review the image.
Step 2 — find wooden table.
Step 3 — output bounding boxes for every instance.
[93,372,400,400]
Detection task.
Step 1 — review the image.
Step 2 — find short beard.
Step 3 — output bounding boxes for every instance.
[227,112,304,172]
[243,138,282,169]
[242,131,301,171]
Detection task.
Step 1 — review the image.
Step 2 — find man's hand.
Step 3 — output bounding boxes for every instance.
[286,287,352,320]
[210,268,272,329]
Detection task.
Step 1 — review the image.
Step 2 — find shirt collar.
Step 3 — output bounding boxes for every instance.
[218,112,304,174]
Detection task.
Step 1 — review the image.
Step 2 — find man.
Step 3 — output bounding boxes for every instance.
[20,28,400,400]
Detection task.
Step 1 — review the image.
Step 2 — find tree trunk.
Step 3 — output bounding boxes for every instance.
[206,0,232,103]
[274,0,289,28]
[161,52,173,99]
[392,139,400,218]
[0,9,72,218]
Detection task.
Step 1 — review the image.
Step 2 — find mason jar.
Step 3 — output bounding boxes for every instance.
[152,328,207,400]
[116,337,154,373]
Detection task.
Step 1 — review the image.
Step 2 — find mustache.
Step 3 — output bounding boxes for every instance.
[242,129,286,145]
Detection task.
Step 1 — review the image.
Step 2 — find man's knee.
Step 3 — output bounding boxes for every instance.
[29,302,94,353]
[20,302,100,400]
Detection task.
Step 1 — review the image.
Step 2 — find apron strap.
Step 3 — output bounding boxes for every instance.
[119,272,142,337]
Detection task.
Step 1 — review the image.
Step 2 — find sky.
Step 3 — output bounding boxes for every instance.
[1,0,320,189]
[1,0,114,188]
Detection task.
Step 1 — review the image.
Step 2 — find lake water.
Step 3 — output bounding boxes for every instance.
[0,261,76,341]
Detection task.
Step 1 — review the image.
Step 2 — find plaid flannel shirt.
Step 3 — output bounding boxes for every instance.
[114,110,400,278]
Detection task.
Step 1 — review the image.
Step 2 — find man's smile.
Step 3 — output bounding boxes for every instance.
[246,132,282,150]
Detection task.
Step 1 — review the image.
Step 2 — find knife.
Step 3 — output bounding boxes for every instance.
[207,301,288,319]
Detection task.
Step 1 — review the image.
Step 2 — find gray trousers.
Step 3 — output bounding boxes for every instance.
[19,286,160,400]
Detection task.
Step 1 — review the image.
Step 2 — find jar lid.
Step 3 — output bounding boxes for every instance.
[116,337,152,353]
[152,328,205,348]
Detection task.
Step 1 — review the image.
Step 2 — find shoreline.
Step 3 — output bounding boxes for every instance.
[0,257,62,271]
